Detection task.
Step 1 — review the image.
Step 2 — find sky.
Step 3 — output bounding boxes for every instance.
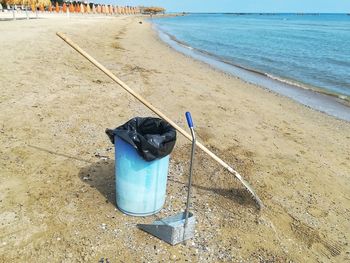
[113,0,350,13]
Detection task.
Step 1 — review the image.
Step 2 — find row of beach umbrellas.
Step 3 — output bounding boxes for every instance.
[36,3,140,14]
[1,0,140,15]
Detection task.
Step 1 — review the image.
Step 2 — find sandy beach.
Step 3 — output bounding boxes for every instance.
[0,15,349,262]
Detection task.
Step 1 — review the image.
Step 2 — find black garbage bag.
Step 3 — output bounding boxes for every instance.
[106,117,176,162]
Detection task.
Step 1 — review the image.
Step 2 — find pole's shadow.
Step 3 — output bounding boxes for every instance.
[78,159,116,205]
[168,178,256,209]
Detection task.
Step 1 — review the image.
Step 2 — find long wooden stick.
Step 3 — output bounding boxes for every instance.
[56,32,263,209]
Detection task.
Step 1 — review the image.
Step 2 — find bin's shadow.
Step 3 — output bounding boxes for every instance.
[78,159,116,205]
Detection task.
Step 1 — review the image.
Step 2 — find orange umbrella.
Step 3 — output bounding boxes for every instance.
[75,3,79,12]
[97,4,101,13]
[39,3,44,12]
[62,2,67,13]
[86,4,90,13]
[48,4,52,12]
[69,3,74,13]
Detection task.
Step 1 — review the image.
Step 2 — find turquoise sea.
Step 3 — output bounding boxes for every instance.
[152,14,350,120]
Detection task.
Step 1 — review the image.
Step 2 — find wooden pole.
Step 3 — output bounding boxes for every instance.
[56,32,263,209]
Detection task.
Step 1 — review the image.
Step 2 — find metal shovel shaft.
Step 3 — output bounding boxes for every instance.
[185,114,196,227]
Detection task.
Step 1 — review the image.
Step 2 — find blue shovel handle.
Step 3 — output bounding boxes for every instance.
[185,112,194,128]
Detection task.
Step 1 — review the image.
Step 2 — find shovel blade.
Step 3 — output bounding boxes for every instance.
[137,212,196,245]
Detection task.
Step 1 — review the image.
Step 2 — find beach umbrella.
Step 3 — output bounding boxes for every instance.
[80,3,83,13]
[28,0,50,10]
[86,3,90,13]
[92,4,96,13]
[5,0,17,20]
[62,2,67,13]
[48,3,52,12]
[69,3,74,12]
[19,0,31,18]
[96,4,101,13]
[13,0,31,19]
[55,2,59,12]
[109,5,113,14]
[75,3,79,12]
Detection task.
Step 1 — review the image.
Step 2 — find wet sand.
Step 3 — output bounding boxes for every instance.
[0,16,349,262]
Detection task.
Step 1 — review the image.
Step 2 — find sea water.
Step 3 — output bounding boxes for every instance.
[152,14,350,120]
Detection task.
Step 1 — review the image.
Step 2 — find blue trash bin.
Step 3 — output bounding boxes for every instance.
[115,136,170,216]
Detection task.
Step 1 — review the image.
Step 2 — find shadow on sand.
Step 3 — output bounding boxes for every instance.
[78,159,116,205]
[27,144,255,210]
[77,158,256,210]
[168,178,257,209]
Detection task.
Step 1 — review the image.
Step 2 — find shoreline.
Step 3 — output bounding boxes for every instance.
[151,22,350,122]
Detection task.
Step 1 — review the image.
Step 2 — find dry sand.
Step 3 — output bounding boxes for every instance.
[0,15,349,262]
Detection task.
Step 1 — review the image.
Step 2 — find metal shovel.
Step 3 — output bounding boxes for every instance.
[137,112,197,245]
